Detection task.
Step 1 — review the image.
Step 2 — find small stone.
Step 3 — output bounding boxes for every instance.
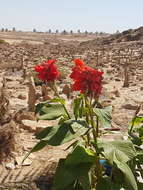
[6,162,15,170]
[18,94,26,100]
[21,120,37,132]
[14,111,35,123]
[122,104,138,110]
[112,90,120,97]
[21,119,53,133]
[115,78,121,81]
[102,80,109,85]
[15,156,32,166]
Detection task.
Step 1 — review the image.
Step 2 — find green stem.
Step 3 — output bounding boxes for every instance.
[129,116,136,134]
[84,95,91,146]
[96,115,99,138]
[86,96,97,141]
[84,94,101,187]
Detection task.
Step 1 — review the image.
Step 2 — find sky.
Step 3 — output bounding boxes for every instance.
[0,0,143,33]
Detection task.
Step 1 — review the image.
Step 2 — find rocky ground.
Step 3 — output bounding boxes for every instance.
[0,29,143,189]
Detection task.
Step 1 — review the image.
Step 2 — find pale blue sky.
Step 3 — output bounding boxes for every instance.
[0,0,143,33]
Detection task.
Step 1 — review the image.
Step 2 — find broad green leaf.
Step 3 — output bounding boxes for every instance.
[37,103,67,120]
[35,101,49,114]
[97,177,126,190]
[98,140,136,164]
[65,145,95,166]
[36,119,89,146]
[114,157,138,190]
[78,173,91,190]
[52,159,76,190]
[94,106,112,128]
[98,140,137,190]
[52,159,91,190]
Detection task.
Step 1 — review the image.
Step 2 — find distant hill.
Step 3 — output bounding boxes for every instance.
[80,26,143,47]
[111,26,143,43]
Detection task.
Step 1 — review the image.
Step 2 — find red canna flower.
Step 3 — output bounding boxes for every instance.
[35,59,60,82]
[70,59,103,97]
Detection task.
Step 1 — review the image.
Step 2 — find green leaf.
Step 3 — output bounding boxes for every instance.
[52,159,76,190]
[129,116,143,132]
[30,140,49,152]
[130,116,143,127]
[136,154,143,164]
[98,140,137,190]
[130,134,142,146]
[36,119,89,146]
[37,103,67,120]
[36,126,53,139]
[98,140,136,164]
[97,177,126,190]
[139,126,143,138]
[114,157,138,190]
[50,98,65,105]
[78,172,91,190]
[94,106,112,128]
[65,145,96,166]
[52,159,91,190]
[35,101,49,114]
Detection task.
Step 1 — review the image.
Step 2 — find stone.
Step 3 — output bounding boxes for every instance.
[15,156,32,166]
[122,104,138,110]
[112,90,120,97]
[5,162,15,170]
[18,94,26,100]
[115,78,121,81]
[14,111,35,123]
[21,119,54,133]
[21,120,37,132]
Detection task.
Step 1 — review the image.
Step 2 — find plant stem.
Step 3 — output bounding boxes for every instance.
[96,115,99,138]
[85,95,96,141]
[84,95,91,146]
[129,116,136,134]
[84,94,101,187]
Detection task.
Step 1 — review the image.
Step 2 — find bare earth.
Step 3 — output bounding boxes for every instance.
[0,31,143,189]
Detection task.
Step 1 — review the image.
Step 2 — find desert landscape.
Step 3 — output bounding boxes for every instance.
[0,27,143,189]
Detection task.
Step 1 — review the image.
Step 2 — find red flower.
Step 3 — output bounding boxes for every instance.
[70,59,103,97]
[35,60,60,82]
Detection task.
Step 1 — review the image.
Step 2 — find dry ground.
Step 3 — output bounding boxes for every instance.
[0,31,143,189]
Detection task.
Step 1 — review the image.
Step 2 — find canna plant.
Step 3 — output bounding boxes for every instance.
[25,59,143,190]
